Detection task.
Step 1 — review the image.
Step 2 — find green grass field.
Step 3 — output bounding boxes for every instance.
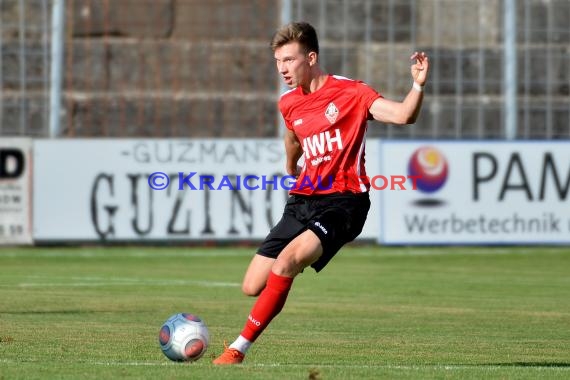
[0,246,569,379]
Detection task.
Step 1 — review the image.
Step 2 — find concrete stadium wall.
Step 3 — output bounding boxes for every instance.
[1,0,568,137]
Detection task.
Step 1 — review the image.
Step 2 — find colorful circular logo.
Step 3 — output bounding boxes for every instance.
[182,313,201,322]
[408,146,448,193]
[159,325,171,346]
[184,339,205,359]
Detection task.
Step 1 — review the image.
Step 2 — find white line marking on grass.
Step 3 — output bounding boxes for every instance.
[96,362,475,370]
[93,361,171,366]
[0,250,254,259]
[3,247,568,259]
[88,362,569,371]
[349,247,569,257]
[2,359,568,372]
[252,363,570,371]
[13,279,239,288]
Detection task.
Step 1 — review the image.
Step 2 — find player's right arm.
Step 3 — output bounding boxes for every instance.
[368,52,429,125]
[284,129,303,177]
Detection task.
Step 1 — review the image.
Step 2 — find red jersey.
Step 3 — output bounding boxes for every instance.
[279,75,382,195]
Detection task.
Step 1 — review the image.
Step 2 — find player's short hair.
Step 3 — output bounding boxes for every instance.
[270,22,319,55]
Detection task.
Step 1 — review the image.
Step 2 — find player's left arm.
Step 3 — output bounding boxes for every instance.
[369,52,429,125]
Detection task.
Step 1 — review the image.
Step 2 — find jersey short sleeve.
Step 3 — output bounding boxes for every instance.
[355,81,382,120]
[278,86,302,131]
[279,111,293,130]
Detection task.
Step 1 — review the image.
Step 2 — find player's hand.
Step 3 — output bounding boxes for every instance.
[410,52,429,86]
[286,164,302,178]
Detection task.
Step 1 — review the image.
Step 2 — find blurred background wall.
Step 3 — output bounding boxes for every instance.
[1,0,568,140]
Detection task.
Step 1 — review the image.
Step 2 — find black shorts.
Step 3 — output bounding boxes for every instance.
[257,192,370,272]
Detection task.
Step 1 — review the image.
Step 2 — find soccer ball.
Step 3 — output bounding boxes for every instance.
[158,313,210,362]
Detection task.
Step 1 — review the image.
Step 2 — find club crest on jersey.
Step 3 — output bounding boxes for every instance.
[325,102,339,124]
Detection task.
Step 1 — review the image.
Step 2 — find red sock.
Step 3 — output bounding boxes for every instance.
[240,271,294,342]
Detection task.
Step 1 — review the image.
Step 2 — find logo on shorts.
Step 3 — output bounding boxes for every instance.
[314,221,328,235]
[325,102,339,124]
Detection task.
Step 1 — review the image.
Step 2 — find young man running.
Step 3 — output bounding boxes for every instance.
[213,21,429,365]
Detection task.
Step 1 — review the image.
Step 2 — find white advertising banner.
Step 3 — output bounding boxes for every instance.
[0,138,33,245]
[379,141,570,244]
[34,139,380,242]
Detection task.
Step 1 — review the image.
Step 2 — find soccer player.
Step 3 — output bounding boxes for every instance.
[213,21,429,365]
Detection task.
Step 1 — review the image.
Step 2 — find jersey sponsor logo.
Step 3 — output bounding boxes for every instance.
[325,102,339,124]
[293,118,303,126]
[302,128,343,160]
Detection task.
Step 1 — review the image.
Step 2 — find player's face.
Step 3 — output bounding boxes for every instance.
[274,42,313,89]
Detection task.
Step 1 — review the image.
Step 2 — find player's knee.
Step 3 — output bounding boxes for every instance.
[272,255,308,277]
[241,281,263,297]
